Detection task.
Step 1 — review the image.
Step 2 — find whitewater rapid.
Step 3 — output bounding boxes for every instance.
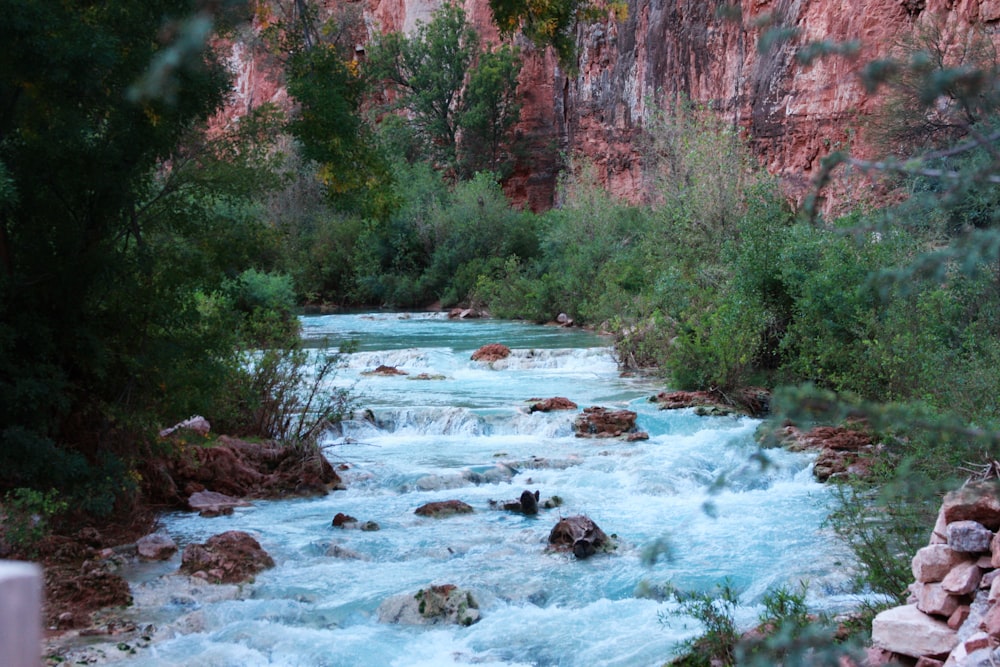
[57,312,856,666]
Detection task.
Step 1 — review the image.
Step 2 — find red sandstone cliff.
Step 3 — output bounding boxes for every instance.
[218,0,1000,210]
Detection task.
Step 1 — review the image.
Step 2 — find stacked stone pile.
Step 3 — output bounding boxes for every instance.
[872,482,1000,665]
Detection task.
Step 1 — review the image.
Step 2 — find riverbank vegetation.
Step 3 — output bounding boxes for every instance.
[3,0,1000,660]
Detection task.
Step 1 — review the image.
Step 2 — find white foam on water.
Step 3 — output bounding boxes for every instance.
[80,313,856,667]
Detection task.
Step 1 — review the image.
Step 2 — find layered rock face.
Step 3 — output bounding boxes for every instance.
[220,0,1000,209]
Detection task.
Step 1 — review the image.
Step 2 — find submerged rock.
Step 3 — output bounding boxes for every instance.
[362,365,408,376]
[180,531,274,584]
[547,515,612,559]
[325,544,366,560]
[414,500,474,518]
[377,584,480,626]
[463,462,518,485]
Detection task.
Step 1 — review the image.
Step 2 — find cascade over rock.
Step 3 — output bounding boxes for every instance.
[217,0,1000,210]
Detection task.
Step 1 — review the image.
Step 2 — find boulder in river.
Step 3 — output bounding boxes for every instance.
[377,584,480,626]
[504,490,540,515]
[414,500,474,518]
[449,308,487,319]
[471,343,511,362]
[332,512,359,527]
[573,406,642,439]
[146,435,343,509]
[548,515,612,559]
[180,530,275,584]
[528,397,578,413]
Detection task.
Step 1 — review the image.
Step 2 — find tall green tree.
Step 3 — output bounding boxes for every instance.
[367,3,478,171]
[0,0,257,510]
[267,0,393,215]
[458,45,523,178]
[367,4,521,177]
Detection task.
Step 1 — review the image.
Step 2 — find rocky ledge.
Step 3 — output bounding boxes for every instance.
[871,482,1000,665]
[774,424,880,483]
[35,417,342,638]
[650,387,771,418]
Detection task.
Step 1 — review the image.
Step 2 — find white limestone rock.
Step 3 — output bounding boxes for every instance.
[942,561,983,596]
[914,545,968,583]
[872,604,958,658]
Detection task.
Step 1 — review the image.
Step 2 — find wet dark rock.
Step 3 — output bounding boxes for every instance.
[500,490,540,515]
[332,512,358,528]
[547,515,611,559]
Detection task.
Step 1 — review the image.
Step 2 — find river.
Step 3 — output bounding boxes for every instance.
[65,312,855,666]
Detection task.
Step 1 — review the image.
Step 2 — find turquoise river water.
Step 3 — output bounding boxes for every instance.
[65,312,857,666]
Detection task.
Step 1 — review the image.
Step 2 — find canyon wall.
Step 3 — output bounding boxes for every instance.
[223,0,1000,210]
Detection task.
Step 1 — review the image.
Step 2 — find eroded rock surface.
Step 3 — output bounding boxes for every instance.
[377,584,480,626]
[573,406,643,439]
[547,515,612,559]
[179,530,274,584]
[471,343,511,362]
